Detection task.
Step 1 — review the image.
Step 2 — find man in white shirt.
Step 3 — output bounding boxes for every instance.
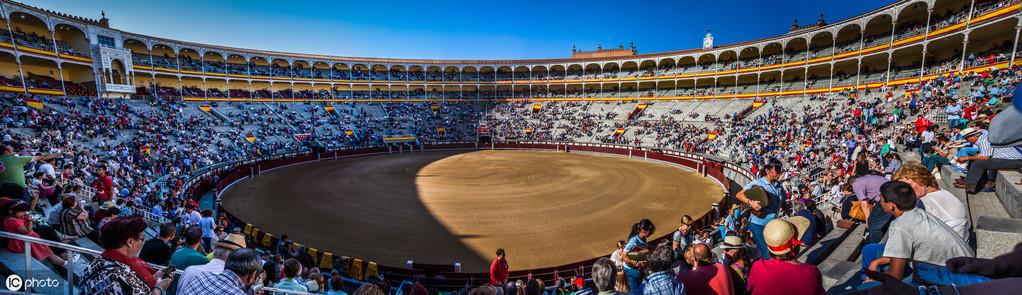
[182,204,202,228]
[176,234,247,289]
[893,163,970,241]
[956,130,1022,193]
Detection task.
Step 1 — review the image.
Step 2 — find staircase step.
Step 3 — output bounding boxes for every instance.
[0,251,66,294]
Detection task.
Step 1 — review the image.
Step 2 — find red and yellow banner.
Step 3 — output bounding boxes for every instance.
[524,128,533,134]
[245,133,256,143]
[636,103,648,111]
[25,99,43,110]
[344,130,354,137]
[436,127,446,134]
[532,104,542,112]
[199,105,212,112]
[707,131,718,140]
[751,100,765,108]
[431,104,441,111]
[324,105,335,112]
[140,145,151,155]
[614,128,625,135]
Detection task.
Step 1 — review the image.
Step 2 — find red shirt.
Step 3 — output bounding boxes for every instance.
[92,175,114,201]
[676,263,734,295]
[747,259,823,295]
[914,117,932,134]
[489,258,508,286]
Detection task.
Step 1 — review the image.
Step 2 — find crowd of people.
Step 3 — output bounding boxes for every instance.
[0,53,1020,295]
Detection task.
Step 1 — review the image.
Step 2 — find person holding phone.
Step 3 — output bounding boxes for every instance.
[79,215,174,295]
[3,200,66,267]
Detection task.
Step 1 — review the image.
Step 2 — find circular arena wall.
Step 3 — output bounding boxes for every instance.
[220,149,723,272]
[186,142,750,287]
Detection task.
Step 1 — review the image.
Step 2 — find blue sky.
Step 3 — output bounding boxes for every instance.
[23,0,893,60]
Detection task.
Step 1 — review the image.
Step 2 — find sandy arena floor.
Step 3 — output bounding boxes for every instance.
[221,150,722,272]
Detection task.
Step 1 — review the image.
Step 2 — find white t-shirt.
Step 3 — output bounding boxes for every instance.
[884,209,974,266]
[921,130,935,143]
[921,190,970,241]
[38,163,56,179]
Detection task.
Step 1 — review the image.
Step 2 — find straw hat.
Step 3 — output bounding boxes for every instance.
[763,218,809,255]
[959,128,981,139]
[720,236,745,250]
[787,216,812,242]
[99,200,117,210]
[214,234,247,250]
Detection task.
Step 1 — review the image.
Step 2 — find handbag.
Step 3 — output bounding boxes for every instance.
[848,201,867,221]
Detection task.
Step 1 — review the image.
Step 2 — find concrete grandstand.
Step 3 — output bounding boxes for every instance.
[0,0,1020,294]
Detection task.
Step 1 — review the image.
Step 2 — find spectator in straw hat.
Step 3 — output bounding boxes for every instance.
[176,233,248,290]
[718,235,749,294]
[955,124,1022,193]
[746,217,823,295]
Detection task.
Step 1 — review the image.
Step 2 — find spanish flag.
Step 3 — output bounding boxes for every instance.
[436,127,446,135]
[636,103,648,111]
[707,131,718,140]
[751,100,765,108]
[431,104,441,111]
[532,104,542,112]
[25,99,43,110]
[615,128,625,135]
[324,105,335,112]
[245,133,256,143]
[140,145,151,155]
[524,128,534,134]
[200,105,212,112]
[345,130,354,137]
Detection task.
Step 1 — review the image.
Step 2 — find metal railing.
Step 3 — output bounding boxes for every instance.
[0,231,320,295]
[0,230,174,294]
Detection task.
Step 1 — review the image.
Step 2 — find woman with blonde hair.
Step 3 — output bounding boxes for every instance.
[892,162,970,240]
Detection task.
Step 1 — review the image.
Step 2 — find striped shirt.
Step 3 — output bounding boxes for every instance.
[177,269,248,295]
[642,271,686,295]
[977,134,1022,160]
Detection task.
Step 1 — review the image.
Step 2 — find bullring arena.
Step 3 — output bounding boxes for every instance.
[221,149,723,272]
[3,0,1022,294]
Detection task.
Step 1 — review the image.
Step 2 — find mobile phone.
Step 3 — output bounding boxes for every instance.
[162,266,176,278]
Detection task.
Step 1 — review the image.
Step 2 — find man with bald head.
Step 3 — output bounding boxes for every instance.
[675,244,733,295]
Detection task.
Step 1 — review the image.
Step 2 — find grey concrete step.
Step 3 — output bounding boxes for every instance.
[818,224,865,290]
[994,170,1022,218]
[975,216,1022,259]
[0,251,65,295]
[800,222,857,265]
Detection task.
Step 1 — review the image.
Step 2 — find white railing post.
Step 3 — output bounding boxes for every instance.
[23,239,31,294]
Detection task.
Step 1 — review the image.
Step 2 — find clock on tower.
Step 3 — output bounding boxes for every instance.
[703,30,713,49]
